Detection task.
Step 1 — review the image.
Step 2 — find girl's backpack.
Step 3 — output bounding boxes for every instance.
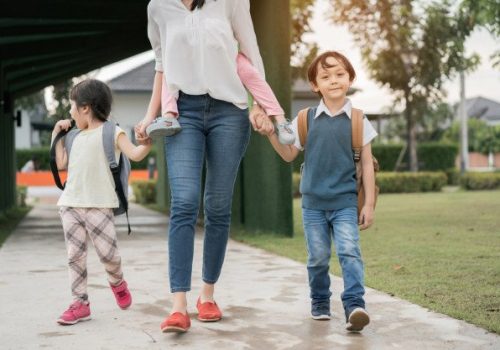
[49,121,132,233]
[297,107,380,220]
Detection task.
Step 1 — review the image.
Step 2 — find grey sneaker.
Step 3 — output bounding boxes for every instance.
[275,121,295,145]
[311,299,331,320]
[346,307,370,332]
[146,116,181,138]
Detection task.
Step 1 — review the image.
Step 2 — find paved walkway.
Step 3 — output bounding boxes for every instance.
[1,200,498,350]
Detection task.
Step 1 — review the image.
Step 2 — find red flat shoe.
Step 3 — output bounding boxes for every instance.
[160,312,191,333]
[196,298,222,322]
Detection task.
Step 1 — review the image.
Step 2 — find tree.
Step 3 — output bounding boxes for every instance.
[291,0,319,81]
[51,79,73,120]
[329,0,479,171]
[443,119,500,154]
[459,0,500,68]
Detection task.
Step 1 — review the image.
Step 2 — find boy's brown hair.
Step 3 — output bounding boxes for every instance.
[307,51,356,96]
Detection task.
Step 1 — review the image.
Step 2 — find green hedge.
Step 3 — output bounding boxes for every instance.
[292,172,301,197]
[460,172,500,190]
[131,180,157,204]
[417,143,458,171]
[377,172,447,193]
[372,144,403,171]
[16,147,157,170]
[16,148,50,171]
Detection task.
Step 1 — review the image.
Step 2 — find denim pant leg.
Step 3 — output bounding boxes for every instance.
[165,96,206,293]
[329,206,365,318]
[202,100,250,284]
[302,208,333,301]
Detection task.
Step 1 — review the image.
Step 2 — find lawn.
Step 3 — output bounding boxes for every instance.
[0,207,31,247]
[231,190,500,334]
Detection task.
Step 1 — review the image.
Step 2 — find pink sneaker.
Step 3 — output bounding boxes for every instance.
[110,280,132,309]
[57,301,91,325]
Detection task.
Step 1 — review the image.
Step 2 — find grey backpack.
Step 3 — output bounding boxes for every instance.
[50,121,132,233]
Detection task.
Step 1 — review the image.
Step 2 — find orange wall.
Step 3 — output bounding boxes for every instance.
[16,170,156,186]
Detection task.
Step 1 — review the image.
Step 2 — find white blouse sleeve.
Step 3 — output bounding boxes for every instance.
[230,0,265,79]
[147,5,163,72]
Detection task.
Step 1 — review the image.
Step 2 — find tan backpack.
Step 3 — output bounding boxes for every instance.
[297,107,380,218]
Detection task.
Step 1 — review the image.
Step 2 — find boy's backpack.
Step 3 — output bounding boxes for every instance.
[297,107,380,220]
[50,121,132,234]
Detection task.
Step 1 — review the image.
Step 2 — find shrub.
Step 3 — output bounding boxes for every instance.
[16,186,27,207]
[460,172,500,190]
[445,168,460,185]
[372,144,403,171]
[377,172,447,193]
[131,180,157,204]
[417,143,458,171]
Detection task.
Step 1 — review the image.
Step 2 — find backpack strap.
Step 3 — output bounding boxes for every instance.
[351,108,364,162]
[297,108,310,148]
[102,121,131,234]
[49,122,78,190]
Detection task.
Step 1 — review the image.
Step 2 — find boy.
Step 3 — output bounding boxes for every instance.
[266,51,377,332]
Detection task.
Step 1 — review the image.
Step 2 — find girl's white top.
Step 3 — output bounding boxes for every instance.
[57,125,125,208]
[147,0,265,109]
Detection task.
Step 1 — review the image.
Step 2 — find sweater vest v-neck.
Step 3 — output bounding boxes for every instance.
[300,108,357,210]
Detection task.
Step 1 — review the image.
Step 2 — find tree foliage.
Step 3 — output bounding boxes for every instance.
[328,0,480,170]
[291,0,319,81]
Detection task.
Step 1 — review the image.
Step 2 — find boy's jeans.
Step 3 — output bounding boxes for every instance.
[165,92,250,293]
[302,206,365,318]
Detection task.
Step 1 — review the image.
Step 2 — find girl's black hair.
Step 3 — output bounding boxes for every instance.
[190,0,214,11]
[70,79,113,122]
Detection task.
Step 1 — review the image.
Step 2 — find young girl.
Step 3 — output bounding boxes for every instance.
[51,79,152,325]
[148,52,295,145]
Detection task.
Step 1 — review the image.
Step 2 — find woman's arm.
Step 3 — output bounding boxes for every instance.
[139,71,163,135]
[359,142,375,230]
[117,133,152,162]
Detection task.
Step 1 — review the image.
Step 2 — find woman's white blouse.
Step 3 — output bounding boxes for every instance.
[147,0,265,109]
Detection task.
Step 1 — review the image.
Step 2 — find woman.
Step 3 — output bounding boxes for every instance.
[137,0,274,333]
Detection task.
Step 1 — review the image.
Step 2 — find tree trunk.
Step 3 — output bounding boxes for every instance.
[405,95,418,172]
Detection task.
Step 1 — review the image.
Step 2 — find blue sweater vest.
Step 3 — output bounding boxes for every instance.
[300,108,357,210]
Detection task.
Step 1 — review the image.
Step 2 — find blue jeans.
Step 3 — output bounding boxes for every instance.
[165,92,250,293]
[302,206,365,318]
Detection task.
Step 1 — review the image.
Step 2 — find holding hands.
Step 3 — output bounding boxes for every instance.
[249,104,274,136]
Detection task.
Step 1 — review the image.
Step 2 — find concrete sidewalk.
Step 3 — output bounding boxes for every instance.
[0,201,498,350]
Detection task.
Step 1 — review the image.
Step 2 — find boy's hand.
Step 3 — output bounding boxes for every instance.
[53,119,72,134]
[359,205,374,230]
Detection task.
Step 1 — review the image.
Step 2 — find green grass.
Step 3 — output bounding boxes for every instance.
[231,190,500,334]
[0,207,31,247]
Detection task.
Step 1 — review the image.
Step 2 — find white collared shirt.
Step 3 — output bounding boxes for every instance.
[290,99,378,150]
[147,0,265,109]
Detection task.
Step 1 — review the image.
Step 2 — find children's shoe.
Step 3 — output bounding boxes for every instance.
[146,116,181,138]
[110,280,132,309]
[196,298,222,322]
[346,307,370,332]
[275,121,295,145]
[311,299,331,320]
[161,312,191,333]
[57,301,91,325]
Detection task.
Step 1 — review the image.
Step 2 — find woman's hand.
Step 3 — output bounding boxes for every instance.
[249,104,274,136]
